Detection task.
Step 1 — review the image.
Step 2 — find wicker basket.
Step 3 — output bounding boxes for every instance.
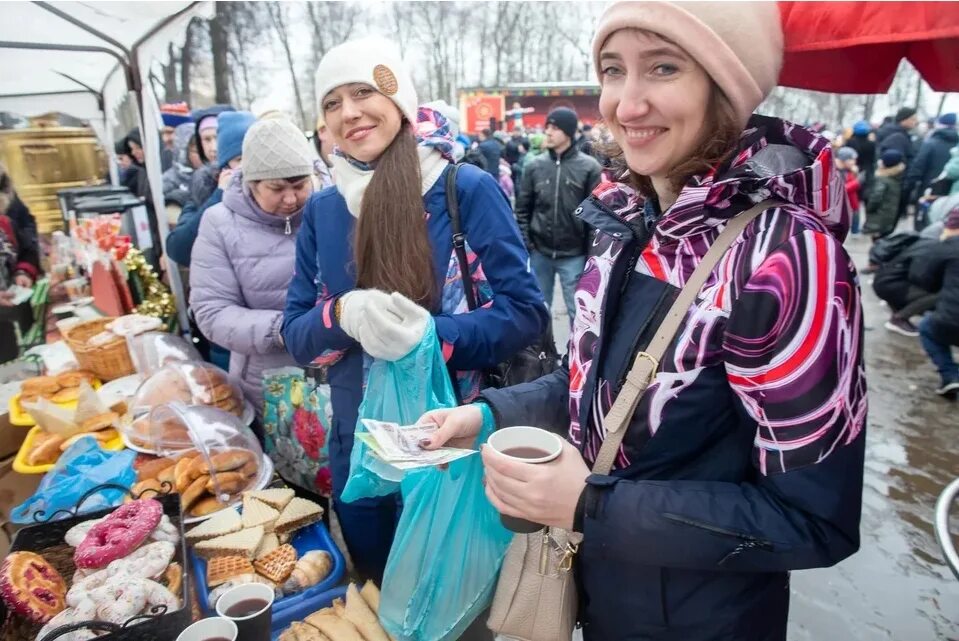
[62,318,135,381]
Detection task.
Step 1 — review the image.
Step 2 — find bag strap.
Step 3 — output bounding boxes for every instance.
[591,199,776,475]
[445,164,479,311]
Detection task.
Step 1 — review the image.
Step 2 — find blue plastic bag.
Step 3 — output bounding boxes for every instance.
[341,321,512,641]
[12,438,136,524]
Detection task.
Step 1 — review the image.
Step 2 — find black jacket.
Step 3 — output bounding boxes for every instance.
[878,124,916,167]
[872,236,936,309]
[911,235,959,344]
[4,196,40,278]
[515,145,603,258]
[907,128,959,200]
[844,133,876,187]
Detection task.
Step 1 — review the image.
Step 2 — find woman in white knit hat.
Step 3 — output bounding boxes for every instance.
[423,3,867,639]
[283,37,548,584]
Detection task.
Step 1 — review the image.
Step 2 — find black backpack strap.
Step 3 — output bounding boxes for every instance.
[445,164,479,311]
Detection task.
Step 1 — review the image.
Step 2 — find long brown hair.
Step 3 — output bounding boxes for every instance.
[603,82,742,200]
[353,123,436,308]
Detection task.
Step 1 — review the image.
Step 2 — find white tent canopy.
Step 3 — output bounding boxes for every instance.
[0,1,215,333]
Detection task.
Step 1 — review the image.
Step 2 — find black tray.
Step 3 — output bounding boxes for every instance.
[0,483,192,641]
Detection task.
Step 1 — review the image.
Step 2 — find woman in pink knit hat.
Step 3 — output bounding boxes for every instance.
[423,2,867,639]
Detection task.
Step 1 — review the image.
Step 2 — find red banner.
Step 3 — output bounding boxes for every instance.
[462,95,504,135]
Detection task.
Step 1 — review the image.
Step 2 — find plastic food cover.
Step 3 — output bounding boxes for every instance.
[124,362,245,451]
[127,331,203,376]
[147,402,267,504]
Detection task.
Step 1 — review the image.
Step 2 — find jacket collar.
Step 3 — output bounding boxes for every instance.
[548,145,579,162]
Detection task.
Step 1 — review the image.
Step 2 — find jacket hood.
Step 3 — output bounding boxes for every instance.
[222,171,304,231]
[932,127,959,146]
[593,114,851,243]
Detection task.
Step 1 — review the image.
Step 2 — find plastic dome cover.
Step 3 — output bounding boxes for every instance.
[124,362,245,450]
[127,331,203,376]
[147,402,268,508]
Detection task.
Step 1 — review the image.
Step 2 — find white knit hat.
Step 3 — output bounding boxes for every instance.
[592,1,783,129]
[314,36,418,125]
[241,118,315,182]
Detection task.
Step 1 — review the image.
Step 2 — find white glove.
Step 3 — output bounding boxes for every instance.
[355,292,430,361]
[338,289,393,341]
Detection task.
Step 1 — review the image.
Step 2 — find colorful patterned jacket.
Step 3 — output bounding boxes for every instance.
[480,115,867,640]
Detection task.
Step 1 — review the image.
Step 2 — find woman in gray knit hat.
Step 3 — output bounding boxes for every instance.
[190,116,314,416]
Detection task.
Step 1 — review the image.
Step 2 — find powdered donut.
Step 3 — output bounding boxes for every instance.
[64,516,107,548]
[0,551,66,624]
[35,598,98,641]
[67,541,175,606]
[148,514,180,544]
[73,499,163,569]
[88,578,177,625]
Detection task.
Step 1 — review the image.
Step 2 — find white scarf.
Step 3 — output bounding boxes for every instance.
[330,147,449,218]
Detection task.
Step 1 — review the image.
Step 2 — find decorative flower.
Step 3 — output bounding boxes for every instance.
[315,467,333,497]
[292,407,325,459]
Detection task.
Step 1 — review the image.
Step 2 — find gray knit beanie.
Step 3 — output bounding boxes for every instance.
[241,118,314,182]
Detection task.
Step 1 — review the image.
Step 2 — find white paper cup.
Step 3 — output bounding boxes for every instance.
[487,426,563,463]
[175,617,238,641]
[486,426,564,533]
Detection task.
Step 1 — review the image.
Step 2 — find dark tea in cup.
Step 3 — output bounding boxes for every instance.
[487,426,564,532]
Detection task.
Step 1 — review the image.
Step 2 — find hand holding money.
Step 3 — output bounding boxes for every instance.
[359,419,476,469]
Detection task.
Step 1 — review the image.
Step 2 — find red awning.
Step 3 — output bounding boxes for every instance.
[779,1,959,93]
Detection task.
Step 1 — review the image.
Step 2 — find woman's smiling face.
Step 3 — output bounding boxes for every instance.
[321,83,403,163]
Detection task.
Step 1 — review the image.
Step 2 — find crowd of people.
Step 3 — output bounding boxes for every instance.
[3,0,953,637]
[815,107,959,397]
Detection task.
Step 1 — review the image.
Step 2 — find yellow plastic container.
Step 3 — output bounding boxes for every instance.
[13,425,124,474]
[8,379,103,427]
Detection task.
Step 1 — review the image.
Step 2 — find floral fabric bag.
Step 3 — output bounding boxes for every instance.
[261,366,333,496]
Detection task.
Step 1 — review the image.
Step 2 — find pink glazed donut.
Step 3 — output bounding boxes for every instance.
[73,499,163,569]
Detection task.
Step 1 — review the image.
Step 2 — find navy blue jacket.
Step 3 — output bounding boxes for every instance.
[477,139,503,179]
[165,187,223,267]
[907,127,959,200]
[283,163,548,495]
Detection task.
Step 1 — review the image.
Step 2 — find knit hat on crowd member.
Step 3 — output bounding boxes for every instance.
[591,1,783,129]
[880,149,904,167]
[938,112,957,127]
[160,102,192,128]
[191,104,235,164]
[314,36,417,125]
[895,107,918,123]
[215,111,256,170]
[837,146,858,162]
[853,120,871,136]
[545,107,579,140]
[241,118,315,182]
[945,205,959,230]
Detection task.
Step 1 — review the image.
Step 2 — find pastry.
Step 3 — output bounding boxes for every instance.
[240,458,258,479]
[245,488,295,511]
[0,551,66,623]
[304,611,364,641]
[200,450,255,475]
[279,621,330,641]
[136,456,177,483]
[208,471,249,496]
[74,498,164,569]
[194,525,264,560]
[242,494,279,531]
[109,400,128,416]
[342,582,390,641]
[149,514,181,544]
[51,386,81,403]
[21,376,60,396]
[86,578,178,625]
[157,464,177,485]
[253,543,296,583]
[132,478,165,498]
[254,533,280,560]
[282,550,333,593]
[58,433,98,452]
[209,383,235,403]
[207,555,254,587]
[79,411,119,432]
[208,572,280,606]
[181,474,210,511]
[191,496,230,517]
[174,454,199,493]
[56,370,95,388]
[36,599,98,641]
[186,508,241,542]
[274,498,324,535]
[164,562,182,597]
[27,432,66,466]
[92,428,117,442]
[65,517,107,548]
[67,541,176,605]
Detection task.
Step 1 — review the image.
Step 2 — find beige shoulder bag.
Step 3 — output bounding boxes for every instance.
[486,200,774,640]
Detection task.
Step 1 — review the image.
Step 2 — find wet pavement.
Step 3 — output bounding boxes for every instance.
[549,232,959,640]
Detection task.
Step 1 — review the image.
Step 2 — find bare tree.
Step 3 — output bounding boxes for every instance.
[306,1,361,120]
[268,2,308,128]
[225,2,270,109]
[160,42,180,102]
[179,19,200,105]
[210,2,231,104]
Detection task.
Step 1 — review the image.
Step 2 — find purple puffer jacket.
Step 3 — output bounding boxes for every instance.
[190,172,302,417]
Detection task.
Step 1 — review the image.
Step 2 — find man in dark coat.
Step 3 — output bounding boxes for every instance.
[476,128,503,180]
[907,113,959,203]
[879,107,919,220]
[914,205,959,397]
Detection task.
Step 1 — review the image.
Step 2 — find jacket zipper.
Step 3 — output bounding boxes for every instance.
[284,216,292,235]
[552,156,562,259]
[662,513,774,566]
